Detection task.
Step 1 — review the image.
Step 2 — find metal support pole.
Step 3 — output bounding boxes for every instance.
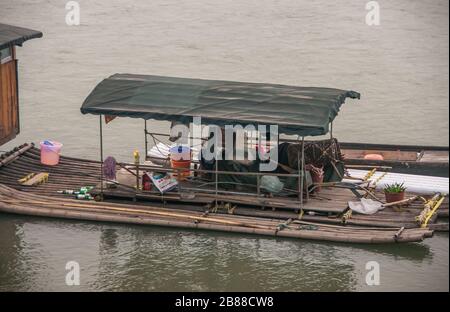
[256,175,260,198]
[144,120,148,159]
[297,145,301,202]
[330,121,333,140]
[99,115,104,199]
[136,163,140,190]
[257,129,262,199]
[300,136,305,207]
[215,156,218,207]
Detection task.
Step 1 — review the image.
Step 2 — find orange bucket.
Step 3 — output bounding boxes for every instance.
[364,153,384,161]
[170,159,191,180]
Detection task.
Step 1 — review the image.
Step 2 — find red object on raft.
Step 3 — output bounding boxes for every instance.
[170,159,191,180]
[142,172,152,191]
[364,154,384,161]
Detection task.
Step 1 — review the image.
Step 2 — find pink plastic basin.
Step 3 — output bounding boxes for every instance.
[364,153,384,161]
[40,141,63,166]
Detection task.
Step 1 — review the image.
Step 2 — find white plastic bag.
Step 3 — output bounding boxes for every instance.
[348,198,383,215]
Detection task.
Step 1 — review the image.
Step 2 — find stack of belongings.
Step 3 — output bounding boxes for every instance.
[278,138,345,183]
[198,138,344,195]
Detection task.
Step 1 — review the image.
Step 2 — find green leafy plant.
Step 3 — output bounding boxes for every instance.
[383,182,406,194]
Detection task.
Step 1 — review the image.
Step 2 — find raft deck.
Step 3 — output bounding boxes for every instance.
[0,143,447,243]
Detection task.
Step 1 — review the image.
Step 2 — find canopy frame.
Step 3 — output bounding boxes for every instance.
[98,115,313,210]
[90,74,356,207]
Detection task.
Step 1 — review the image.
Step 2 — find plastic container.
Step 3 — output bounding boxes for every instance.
[364,153,384,161]
[169,146,191,180]
[385,191,405,203]
[169,145,191,161]
[170,159,191,180]
[40,140,63,166]
[260,175,284,193]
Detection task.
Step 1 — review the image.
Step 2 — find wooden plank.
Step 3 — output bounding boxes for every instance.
[0,183,433,243]
[92,185,348,214]
[420,151,449,163]
[340,141,448,152]
[341,148,419,161]
[0,145,446,232]
[11,59,18,135]
[0,56,18,146]
[0,60,4,141]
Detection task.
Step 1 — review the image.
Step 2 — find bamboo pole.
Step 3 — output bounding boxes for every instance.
[99,115,104,199]
[0,200,428,243]
[0,143,34,168]
[0,183,434,239]
[1,197,272,230]
[0,144,446,234]
[382,196,420,208]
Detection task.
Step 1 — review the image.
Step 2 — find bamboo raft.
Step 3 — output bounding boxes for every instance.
[0,143,447,244]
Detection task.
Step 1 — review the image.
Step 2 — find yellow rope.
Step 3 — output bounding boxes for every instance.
[341,209,352,224]
[18,173,36,183]
[363,171,387,199]
[421,196,446,228]
[372,171,387,188]
[416,198,435,224]
[363,168,376,181]
[18,172,48,186]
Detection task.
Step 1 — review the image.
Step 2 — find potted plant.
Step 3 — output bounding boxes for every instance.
[383,182,407,203]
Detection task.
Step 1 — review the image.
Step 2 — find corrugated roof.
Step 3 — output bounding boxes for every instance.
[0,23,42,50]
[81,74,360,136]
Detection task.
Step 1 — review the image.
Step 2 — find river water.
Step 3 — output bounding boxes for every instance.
[0,0,448,291]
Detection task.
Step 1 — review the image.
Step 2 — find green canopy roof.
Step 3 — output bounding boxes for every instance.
[0,23,42,50]
[80,74,360,136]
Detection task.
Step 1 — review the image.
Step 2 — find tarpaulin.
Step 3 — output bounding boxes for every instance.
[80,74,360,136]
[0,23,42,50]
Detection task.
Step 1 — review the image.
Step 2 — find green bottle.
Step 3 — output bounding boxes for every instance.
[78,186,94,194]
[76,194,93,200]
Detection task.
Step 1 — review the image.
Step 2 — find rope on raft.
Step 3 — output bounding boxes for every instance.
[416,193,446,228]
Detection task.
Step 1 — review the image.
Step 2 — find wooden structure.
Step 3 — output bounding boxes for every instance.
[0,144,447,243]
[340,142,449,177]
[0,24,42,145]
[0,68,447,243]
[80,74,364,211]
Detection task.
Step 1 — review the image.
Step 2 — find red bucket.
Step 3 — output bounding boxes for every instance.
[170,159,191,180]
